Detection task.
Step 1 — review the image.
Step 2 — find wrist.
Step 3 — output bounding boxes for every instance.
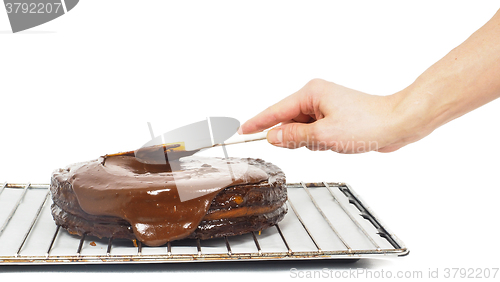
[387,85,443,148]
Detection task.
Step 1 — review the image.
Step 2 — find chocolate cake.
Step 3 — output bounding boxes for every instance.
[50,151,287,247]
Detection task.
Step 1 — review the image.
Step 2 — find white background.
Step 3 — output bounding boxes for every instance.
[1,0,499,280]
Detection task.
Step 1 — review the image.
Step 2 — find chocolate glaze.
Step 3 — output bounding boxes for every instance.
[55,154,268,246]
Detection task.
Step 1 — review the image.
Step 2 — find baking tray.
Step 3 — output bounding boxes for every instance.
[0,181,408,265]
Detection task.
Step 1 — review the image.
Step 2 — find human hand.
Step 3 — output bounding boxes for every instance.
[241,9,500,154]
[240,79,424,153]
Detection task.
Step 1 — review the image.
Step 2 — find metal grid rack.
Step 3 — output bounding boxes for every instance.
[0,182,408,265]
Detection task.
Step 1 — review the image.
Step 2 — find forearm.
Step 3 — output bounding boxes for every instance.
[392,9,500,143]
[241,9,500,153]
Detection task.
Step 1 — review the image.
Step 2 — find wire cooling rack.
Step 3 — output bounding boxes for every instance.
[0,181,408,265]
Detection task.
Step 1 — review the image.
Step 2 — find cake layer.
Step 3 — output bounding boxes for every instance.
[50,155,287,246]
[51,201,287,241]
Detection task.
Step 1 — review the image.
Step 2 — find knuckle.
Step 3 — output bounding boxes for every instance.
[305,78,327,94]
[282,123,301,148]
[308,124,339,151]
[308,122,320,138]
[283,123,298,140]
[307,78,326,88]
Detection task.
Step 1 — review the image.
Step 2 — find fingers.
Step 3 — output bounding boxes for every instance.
[239,78,327,135]
[239,94,305,134]
[266,122,316,149]
[240,79,330,135]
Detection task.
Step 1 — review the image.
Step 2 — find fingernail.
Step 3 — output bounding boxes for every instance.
[267,129,283,145]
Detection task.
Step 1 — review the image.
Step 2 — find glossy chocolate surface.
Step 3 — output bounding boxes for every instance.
[58,154,268,246]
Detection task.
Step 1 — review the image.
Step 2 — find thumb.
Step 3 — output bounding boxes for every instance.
[266,123,313,148]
